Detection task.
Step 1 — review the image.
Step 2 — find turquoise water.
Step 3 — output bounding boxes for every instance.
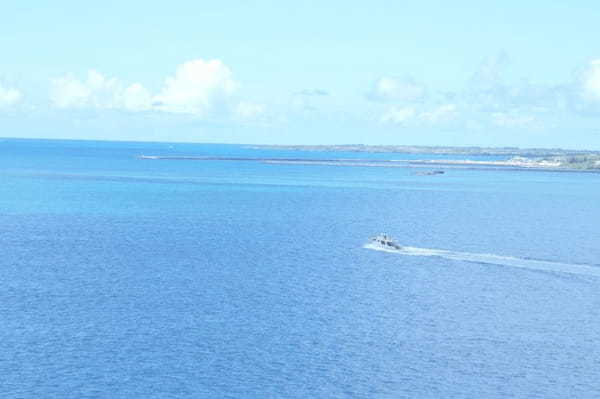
[2,138,600,398]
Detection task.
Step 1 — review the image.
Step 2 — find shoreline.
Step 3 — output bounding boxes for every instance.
[137,155,600,173]
[250,144,600,157]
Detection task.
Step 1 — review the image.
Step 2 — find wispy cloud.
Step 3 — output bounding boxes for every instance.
[296,89,329,96]
[380,106,416,124]
[290,88,331,113]
[579,59,600,102]
[420,104,458,123]
[234,101,265,120]
[0,83,23,107]
[375,54,600,130]
[381,104,457,125]
[491,112,539,129]
[469,51,510,91]
[367,77,425,103]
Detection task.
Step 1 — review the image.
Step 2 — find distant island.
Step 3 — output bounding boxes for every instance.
[139,145,600,171]
[252,145,600,171]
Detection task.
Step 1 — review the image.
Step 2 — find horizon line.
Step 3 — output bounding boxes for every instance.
[2,136,599,153]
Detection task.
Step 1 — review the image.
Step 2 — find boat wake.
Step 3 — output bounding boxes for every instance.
[364,243,600,277]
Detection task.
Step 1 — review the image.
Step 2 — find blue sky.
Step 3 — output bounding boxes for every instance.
[2,1,600,148]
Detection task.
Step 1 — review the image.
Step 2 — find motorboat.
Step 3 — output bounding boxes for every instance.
[370,234,402,250]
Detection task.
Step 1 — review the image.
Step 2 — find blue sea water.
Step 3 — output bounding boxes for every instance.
[1,138,600,398]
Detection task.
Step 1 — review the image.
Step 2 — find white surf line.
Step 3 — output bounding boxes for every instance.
[364,244,600,277]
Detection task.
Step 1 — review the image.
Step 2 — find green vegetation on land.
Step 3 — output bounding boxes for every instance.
[253,144,599,157]
[533,154,600,170]
[254,145,600,170]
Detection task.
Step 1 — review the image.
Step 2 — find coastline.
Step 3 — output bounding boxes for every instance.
[137,155,600,173]
[250,145,600,171]
[250,144,600,157]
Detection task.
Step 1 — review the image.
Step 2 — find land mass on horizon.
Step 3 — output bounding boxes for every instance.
[252,144,600,157]
[250,144,600,170]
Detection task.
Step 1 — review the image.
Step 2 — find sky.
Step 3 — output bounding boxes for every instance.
[2,1,600,148]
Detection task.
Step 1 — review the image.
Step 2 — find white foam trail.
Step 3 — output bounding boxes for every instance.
[364,243,600,277]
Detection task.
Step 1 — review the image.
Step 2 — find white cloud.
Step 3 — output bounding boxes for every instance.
[50,59,239,116]
[0,84,23,107]
[373,53,594,130]
[580,59,600,101]
[123,83,152,111]
[465,53,573,115]
[153,59,237,115]
[50,70,150,110]
[50,74,92,108]
[367,77,425,103]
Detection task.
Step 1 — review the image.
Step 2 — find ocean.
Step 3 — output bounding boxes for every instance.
[2,138,600,398]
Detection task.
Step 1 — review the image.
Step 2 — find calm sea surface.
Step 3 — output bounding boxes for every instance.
[2,138,600,398]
